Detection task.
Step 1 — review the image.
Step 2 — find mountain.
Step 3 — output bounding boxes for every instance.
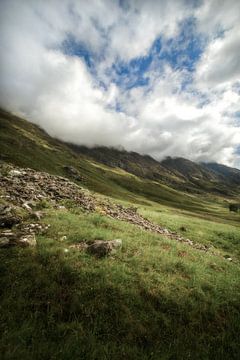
[68,144,240,196]
[202,162,240,185]
[1,108,240,201]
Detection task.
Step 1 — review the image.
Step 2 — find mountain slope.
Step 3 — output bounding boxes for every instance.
[67,144,240,196]
[0,108,239,213]
[0,108,210,213]
[202,162,240,185]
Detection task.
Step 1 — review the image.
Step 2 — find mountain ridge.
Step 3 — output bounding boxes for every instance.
[1,108,240,199]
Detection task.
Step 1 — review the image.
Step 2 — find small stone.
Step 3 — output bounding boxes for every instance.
[9,170,23,176]
[58,206,66,210]
[18,235,36,247]
[32,211,43,221]
[22,203,32,212]
[0,237,11,248]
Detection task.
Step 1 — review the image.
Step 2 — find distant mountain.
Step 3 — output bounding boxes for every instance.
[160,157,218,181]
[0,108,239,200]
[202,162,240,185]
[68,145,240,196]
[68,144,179,184]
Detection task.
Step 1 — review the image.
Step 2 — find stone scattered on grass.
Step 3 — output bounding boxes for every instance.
[18,234,36,247]
[87,239,122,258]
[0,237,11,248]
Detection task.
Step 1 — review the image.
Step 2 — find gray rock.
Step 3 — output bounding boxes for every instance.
[22,203,32,212]
[9,170,24,176]
[32,211,43,221]
[18,234,36,247]
[0,237,11,248]
[87,239,122,258]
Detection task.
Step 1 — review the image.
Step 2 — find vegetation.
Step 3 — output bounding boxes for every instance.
[0,109,240,359]
[1,203,240,360]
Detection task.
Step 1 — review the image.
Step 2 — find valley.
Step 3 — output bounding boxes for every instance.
[0,109,240,360]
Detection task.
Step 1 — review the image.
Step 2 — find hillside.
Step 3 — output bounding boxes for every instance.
[2,108,239,217]
[202,162,240,185]
[68,144,240,196]
[1,109,240,359]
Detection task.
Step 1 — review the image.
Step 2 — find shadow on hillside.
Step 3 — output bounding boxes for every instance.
[0,247,239,360]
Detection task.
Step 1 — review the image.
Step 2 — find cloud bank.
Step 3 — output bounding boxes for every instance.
[0,0,240,167]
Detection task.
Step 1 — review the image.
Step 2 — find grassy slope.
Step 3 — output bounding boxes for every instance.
[1,109,240,359]
[1,202,240,360]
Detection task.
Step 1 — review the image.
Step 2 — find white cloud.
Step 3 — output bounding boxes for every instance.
[0,0,239,168]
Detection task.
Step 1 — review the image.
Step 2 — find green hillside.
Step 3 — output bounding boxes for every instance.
[1,108,240,359]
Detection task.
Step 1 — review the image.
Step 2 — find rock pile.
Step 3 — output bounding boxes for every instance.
[101,203,210,251]
[0,165,95,211]
[0,164,212,253]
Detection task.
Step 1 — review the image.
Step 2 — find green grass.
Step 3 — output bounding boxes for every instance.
[140,203,240,259]
[1,204,240,360]
[1,109,240,359]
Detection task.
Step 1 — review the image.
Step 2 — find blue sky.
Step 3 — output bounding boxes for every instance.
[0,0,239,167]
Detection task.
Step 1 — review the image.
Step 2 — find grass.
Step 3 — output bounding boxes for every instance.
[1,203,240,359]
[140,203,240,259]
[1,109,240,358]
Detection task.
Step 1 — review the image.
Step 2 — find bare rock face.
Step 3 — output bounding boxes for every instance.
[87,239,122,258]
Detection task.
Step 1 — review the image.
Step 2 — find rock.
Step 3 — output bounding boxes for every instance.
[0,237,11,248]
[109,239,122,254]
[32,211,43,221]
[22,202,32,212]
[87,240,112,257]
[87,239,122,258]
[0,205,12,215]
[9,169,24,176]
[63,166,83,181]
[18,234,36,247]
[0,215,20,228]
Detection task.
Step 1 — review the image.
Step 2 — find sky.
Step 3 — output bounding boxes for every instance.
[0,0,240,168]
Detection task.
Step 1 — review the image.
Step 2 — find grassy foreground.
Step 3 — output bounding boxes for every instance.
[1,198,240,360]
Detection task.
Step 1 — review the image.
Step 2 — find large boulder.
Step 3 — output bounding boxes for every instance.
[87,239,122,258]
